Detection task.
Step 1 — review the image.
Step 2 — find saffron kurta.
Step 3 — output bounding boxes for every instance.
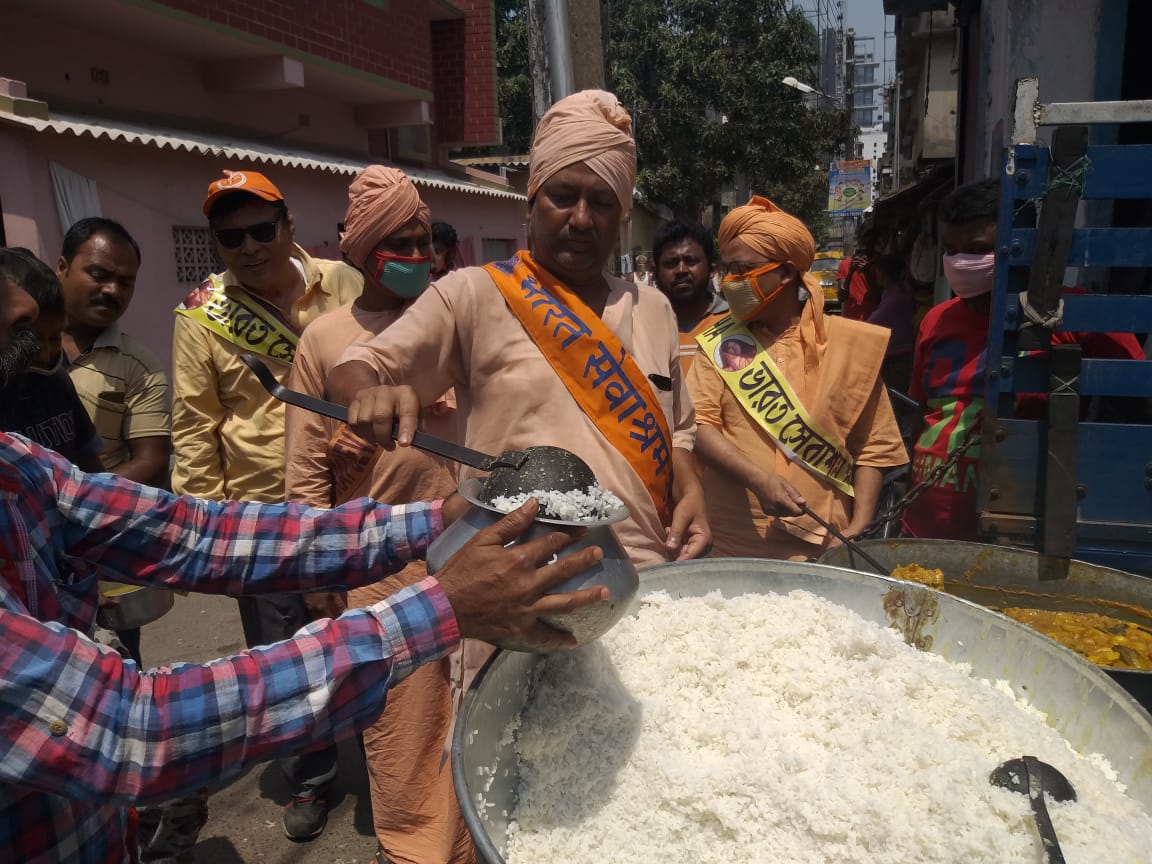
[284,303,473,864]
[688,304,907,559]
[340,262,695,568]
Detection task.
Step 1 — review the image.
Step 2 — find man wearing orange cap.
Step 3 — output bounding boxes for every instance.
[686,196,907,559]
[284,166,475,864]
[327,90,709,567]
[170,169,363,840]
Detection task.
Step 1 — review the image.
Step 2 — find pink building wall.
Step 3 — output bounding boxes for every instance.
[0,126,527,373]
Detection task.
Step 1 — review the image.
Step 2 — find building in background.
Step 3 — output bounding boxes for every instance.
[852,36,885,129]
[873,0,1151,302]
[859,126,888,203]
[0,0,527,371]
[885,6,957,192]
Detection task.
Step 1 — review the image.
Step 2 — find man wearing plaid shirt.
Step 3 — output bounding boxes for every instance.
[0,260,606,864]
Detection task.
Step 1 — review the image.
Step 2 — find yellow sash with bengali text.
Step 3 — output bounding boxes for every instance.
[175,274,299,363]
[485,252,674,522]
[696,315,855,496]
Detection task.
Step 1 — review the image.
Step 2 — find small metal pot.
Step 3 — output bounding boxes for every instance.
[96,585,175,630]
[427,478,638,652]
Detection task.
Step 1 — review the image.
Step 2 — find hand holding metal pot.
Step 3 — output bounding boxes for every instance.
[434,497,607,652]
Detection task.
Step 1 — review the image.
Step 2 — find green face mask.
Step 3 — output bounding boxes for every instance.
[370,253,431,298]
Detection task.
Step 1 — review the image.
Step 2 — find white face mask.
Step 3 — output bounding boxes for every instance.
[943,252,996,299]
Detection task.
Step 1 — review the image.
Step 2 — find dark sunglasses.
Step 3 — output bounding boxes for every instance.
[213,218,281,249]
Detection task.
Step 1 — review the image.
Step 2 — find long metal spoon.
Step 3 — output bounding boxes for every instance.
[239,354,598,496]
[796,503,890,576]
[990,756,1076,864]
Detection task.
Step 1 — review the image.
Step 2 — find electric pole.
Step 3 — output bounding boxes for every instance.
[527,0,607,127]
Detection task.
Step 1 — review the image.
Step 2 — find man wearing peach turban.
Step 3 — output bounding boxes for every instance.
[283,165,472,863]
[330,90,710,568]
[686,196,907,559]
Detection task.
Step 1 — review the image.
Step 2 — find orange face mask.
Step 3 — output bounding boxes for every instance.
[721,261,785,322]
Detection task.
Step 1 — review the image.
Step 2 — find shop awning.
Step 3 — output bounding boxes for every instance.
[0,109,526,202]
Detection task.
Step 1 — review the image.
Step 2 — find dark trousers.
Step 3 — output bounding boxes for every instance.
[116,627,142,665]
[236,594,339,795]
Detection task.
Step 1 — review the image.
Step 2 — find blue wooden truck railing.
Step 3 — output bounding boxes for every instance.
[979,80,1152,574]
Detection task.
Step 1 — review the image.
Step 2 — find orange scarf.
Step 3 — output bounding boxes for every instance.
[484,252,673,522]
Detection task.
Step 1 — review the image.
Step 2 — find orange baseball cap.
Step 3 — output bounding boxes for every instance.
[202,169,285,217]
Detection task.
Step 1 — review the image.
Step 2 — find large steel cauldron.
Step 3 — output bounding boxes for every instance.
[819,539,1152,711]
[451,559,1152,863]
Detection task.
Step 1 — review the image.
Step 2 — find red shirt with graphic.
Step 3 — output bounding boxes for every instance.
[901,297,986,540]
[902,292,1144,540]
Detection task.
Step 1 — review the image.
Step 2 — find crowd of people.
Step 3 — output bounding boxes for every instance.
[0,86,1129,864]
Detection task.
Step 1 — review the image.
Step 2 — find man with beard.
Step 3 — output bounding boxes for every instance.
[0,251,608,864]
[0,248,103,472]
[58,218,171,489]
[651,219,728,376]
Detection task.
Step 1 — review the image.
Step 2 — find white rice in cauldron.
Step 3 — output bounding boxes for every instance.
[499,590,1152,863]
[489,484,624,522]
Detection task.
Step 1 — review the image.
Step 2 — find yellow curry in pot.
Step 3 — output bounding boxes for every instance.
[890,564,1152,671]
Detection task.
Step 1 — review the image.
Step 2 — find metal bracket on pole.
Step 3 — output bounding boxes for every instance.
[1013,76,1152,143]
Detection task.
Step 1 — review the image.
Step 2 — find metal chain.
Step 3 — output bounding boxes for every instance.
[858,426,983,539]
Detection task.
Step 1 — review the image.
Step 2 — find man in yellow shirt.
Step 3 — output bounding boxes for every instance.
[170,169,362,841]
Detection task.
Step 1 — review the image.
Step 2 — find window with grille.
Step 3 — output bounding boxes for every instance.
[172,226,222,286]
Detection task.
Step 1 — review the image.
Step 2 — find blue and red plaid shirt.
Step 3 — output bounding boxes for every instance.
[0,433,460,863]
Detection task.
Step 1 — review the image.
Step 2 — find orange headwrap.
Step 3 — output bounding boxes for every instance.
[719,195,826,348]
[527,90,636,214]
[340,166,431,270]
[719,195,818,273]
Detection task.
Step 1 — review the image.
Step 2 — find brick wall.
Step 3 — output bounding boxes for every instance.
[432,18,466,144]
[151,0,499,150]
[432,0,499,147]
[152,0,434,91]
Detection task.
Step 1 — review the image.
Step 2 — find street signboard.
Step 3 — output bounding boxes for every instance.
[828,159,872,215]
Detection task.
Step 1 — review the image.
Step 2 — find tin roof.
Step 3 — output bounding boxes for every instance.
[0,109,526,202]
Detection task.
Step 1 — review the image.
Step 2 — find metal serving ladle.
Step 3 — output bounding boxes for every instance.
[797,503,890,576]
[990,756,1077,864]
[239,354,598,502]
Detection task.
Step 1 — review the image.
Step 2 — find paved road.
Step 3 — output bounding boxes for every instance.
[141,592,380,864]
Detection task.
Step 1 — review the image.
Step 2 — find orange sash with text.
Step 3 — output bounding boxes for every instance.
[484,252,673,522]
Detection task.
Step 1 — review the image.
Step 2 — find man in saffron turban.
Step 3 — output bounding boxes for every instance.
[329,91,710,566]
[284,165,471,863]
[686,196,907,560]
